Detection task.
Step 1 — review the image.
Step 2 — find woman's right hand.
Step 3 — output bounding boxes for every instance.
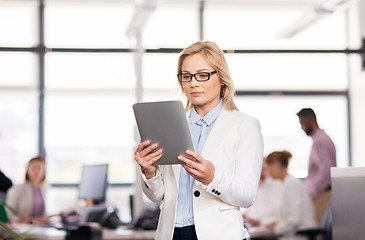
[134,140,163,179]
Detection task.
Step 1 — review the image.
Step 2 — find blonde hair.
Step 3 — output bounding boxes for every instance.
[265,150,292,168]
[177,41,238,111]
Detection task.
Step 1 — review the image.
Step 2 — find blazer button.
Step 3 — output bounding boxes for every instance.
[194,190,200,197]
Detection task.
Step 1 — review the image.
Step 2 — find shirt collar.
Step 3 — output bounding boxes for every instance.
[190,100,224,126]
[311,128,323,138]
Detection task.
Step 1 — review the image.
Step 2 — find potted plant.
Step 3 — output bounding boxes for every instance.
[0,199,35,240]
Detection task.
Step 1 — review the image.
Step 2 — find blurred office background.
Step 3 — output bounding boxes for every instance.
[0,0,364,222]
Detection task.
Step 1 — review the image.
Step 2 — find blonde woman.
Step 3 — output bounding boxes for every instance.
[135,41,263,240]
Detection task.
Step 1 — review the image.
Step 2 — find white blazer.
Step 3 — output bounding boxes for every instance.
[275,175,317,240]
[142,109,264,240]
[6,182,48,222]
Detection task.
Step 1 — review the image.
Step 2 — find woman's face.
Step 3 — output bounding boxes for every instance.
[181,53,222,115]
[27,160,45,184]
[266,161,283,180]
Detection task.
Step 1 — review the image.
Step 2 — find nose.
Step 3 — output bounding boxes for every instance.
[189,77,200,87]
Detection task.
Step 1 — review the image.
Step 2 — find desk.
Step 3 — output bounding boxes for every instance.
[10,224,155,240]
[248,226,279,240]
[3,224,278,240]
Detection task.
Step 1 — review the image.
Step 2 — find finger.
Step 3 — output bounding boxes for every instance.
[136,140,151,152]
[148,148,163,160]
[148,151,163,165]
[181,163,200,179]
[139,149,163,166]
[185,149,204,163]
[178,155,199,170]
[141,143,159,156]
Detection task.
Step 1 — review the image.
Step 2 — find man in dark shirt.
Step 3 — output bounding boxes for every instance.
[0,170,12,192]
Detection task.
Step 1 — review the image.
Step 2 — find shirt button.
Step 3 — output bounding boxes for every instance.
[194,190,200,197]
[201,119,204,123]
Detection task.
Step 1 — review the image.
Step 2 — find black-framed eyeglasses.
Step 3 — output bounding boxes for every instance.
[177,71,217,82]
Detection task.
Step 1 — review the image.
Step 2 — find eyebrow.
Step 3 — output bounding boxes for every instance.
[181,69,211,73]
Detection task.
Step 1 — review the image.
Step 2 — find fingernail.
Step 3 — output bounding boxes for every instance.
[178,156,182,160]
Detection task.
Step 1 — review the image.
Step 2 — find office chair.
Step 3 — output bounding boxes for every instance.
[296,228,327,240]
[295,206,332,240]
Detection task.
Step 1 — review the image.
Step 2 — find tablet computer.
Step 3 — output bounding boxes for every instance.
[133,100,193,165]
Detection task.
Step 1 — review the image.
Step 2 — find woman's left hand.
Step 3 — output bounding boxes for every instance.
[178,149,215,185]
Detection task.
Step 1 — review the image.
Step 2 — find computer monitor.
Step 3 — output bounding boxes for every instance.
[78,164,108,205]
[331,166,365,240]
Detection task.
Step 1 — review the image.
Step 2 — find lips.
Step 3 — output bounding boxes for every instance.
[191,91,203,97]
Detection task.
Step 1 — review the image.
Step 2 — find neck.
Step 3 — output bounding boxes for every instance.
[29,180,41,187]
[279,170,288,181]
[194,99,221,117]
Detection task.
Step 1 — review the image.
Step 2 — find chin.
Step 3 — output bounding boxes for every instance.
[188,98,205,106]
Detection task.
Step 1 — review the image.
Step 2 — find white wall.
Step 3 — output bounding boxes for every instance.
[350,1,365,167]
[350,59,365,167]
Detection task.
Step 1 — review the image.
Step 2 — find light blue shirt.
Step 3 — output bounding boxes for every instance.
[175,100,224,227]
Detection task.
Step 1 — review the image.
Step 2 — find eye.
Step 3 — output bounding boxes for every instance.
[182,74,191,80]
[197,73,209,79]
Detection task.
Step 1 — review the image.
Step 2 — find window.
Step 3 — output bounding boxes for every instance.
[226,53,347,90]
[45,93,136,183]
[0,1,357,216]
[0,52,38,87]
[235,95,349,177]
[46,53,135,90]
[45,1,133,48]
[143,3,199,48]
[0,92,38,182]
[205,4,346,49]
[0,1,38,47]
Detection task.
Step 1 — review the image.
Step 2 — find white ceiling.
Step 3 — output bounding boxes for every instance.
[4,0,328,8]
[165,0,327,7]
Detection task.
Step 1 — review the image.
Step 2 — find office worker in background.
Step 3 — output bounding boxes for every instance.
[0,170,12,193]
[6,156,51,223]
[134,41,263,240]
[242,160,283,230]
[296,108,336,225]
[265,151,317,240]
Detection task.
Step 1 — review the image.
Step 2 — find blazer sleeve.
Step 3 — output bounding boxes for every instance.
[141,168,165,203]
[205,116,264,208]
[5,185,20,222]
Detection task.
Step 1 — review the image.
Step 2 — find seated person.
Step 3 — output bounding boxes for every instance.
[0,170,13,193]
[6,156,52,224]
[242,161,283,229]
[265,150,317,240]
